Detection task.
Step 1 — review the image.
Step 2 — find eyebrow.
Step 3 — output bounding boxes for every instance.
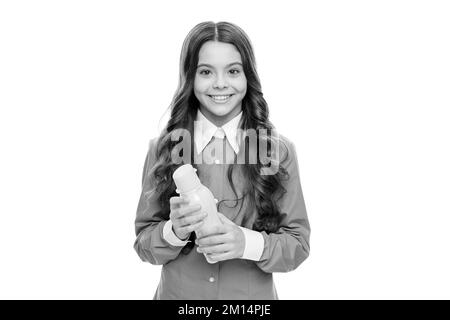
[197,62,243,69]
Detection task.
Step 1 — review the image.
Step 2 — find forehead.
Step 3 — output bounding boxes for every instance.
[197,41,242,65]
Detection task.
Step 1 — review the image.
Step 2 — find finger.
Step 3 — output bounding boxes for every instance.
[170,204,202,220]
[169,196,189,210]
[196,234,230,246]
[177,220,204,234]
[177,204,202,217]
[178,211,208,227]
[197,244,230,254]
[196,224,229,241]
[207,252,233,262]
[199,224,227,238]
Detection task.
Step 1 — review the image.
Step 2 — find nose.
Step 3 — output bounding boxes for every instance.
[213,73,228,89]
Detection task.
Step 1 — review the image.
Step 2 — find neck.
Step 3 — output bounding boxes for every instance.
[199,105,242,127]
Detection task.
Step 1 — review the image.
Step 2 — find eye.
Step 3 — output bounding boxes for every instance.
[229,69,241,75]
[199,69,211,75]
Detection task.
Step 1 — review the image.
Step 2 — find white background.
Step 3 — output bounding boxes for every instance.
[1,0,449,299]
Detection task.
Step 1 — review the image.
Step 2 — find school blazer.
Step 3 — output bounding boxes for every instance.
[134,133,310,300]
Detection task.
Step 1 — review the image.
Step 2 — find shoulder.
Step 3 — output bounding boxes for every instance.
[148,136,159,154]
[276,133,298,165]
[143,136,160,173]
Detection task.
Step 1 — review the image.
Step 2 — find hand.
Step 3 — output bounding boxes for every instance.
[195,212,245,262]
[169,196,207,241]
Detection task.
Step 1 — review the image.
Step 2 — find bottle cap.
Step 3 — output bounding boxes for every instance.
[172,164,201,194]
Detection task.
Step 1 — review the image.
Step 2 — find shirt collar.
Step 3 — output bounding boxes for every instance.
[194,109,243,155]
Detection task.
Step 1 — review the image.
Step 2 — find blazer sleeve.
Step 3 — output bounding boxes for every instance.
[133,138,186,265]
[255,136,311,273]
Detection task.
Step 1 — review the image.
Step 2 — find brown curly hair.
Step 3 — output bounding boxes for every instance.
[148,21,290,252]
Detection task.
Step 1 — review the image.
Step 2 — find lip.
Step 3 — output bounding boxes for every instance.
[207,94,234,104]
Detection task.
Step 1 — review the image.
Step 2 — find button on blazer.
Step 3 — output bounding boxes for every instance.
[134,133,311,299]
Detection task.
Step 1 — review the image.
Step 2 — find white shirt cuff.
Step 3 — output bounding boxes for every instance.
[239,226,264,261]
[162,220,190,246]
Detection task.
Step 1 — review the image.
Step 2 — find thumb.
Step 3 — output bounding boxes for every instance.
[217,212,234,225]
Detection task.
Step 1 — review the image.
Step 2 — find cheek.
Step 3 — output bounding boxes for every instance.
[235,77,247,95]
[234,76,247,94]
[194,76,210,94]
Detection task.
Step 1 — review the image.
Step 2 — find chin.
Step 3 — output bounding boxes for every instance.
[201,102,231,114]
[210,108,236,117]
[212,107,233,115]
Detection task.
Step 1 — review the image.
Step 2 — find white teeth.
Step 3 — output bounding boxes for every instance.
[209,95,231,101]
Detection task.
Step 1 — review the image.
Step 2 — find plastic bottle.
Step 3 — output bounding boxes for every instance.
[172,164,223,264]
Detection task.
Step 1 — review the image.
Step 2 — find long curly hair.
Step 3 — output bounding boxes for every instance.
[148,21,289,252]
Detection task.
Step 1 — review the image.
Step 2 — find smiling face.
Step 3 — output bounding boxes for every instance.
[194,41,247,127]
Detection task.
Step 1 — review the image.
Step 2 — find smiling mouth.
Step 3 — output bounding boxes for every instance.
[208,94,233,103]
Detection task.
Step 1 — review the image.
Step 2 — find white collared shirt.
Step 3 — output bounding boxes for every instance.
[194,108,242,155]
[162,109,264,262]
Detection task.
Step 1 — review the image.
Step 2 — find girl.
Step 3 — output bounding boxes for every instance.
[134,21,310,300]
